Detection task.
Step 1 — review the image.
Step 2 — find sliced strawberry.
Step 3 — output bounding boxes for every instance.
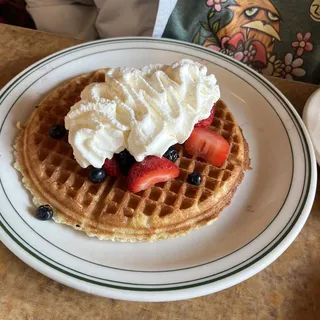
[103,157,121,177]
[185,127,230,167]
[127,156,180,193]
[195,104,216,128]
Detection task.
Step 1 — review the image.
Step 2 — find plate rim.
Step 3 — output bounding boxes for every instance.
[0,37,317,301]
[302,87,320,165]
[0,40,296,274]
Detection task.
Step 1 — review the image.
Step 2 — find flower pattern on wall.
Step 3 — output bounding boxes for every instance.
[292,33,313,57]
[206,0,227,12]
[193,0,314,81]
[282,53,306,80]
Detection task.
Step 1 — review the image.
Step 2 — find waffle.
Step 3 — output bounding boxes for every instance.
[14,69,250,242]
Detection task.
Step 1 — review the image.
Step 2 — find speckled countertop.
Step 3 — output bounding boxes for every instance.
[0,24,319,320]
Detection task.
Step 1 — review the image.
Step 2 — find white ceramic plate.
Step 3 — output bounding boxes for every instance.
[0,38,317,302]
[303,87,320,165]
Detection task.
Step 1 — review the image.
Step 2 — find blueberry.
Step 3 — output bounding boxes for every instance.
[115,150,136,176]
[163,146,179,163]
[49,124,66,139]
[36,205,53,220]
[88,167,107,183]
[187,172,202,186]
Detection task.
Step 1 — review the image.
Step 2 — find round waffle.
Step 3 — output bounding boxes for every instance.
[14,69,250,242]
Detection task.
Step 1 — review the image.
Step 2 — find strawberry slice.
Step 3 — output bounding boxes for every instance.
[185,127,230,167]
[195,104,216,128]
[127,156,180,193]
[103,157,121,177]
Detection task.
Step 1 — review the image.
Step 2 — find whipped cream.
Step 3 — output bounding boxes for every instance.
[65,59,220,168]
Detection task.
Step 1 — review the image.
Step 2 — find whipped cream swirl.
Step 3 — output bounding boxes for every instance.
[64,59,220,168]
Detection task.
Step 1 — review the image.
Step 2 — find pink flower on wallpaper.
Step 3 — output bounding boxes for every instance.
[206,0,227,12]
[243,45,257,63]
[206,32,267,67]
[292,32,313,56]
[206,36,246,61]
[282,53,306,80]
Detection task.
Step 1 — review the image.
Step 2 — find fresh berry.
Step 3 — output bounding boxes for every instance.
[36,205,53,221]
[127,156,180,193]
[187,172,202,186]
[88,167,107,183]
[185,127,230,167]
[49,124,66,139]
[163,146,179,163]
[103,157,121,177]
[116,150,136,176]
[195,105,216,128]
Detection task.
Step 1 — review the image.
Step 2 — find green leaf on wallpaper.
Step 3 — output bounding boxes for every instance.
[207,36,218,43]
[212,21,220,33]
[193,30,201,44]
[209,11,215,18]
[200,22,211,32]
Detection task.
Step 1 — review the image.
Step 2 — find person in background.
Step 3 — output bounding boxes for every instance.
[13,0,320,84]
[23,0,159,40]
